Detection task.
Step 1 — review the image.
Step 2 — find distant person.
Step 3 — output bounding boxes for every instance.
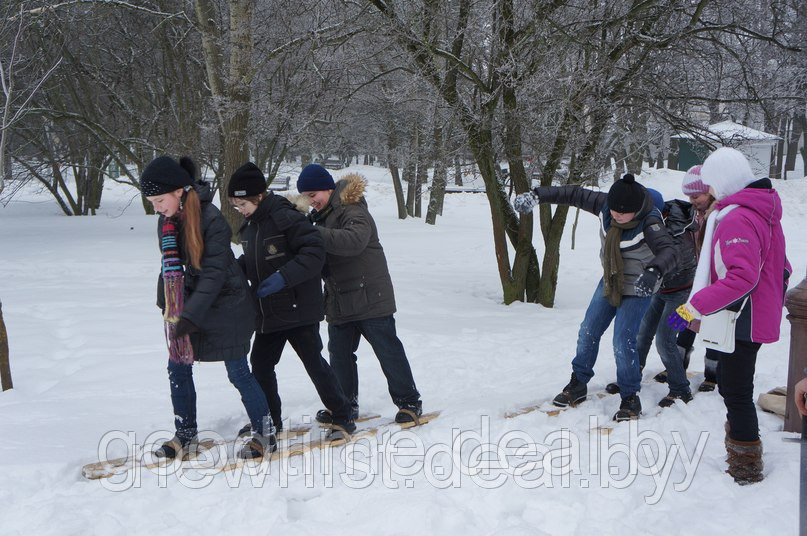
[141,155,272,460]
[514,174,677,421]
[228,162,356,440]
[667,147,791,485]
[297,164,424,425]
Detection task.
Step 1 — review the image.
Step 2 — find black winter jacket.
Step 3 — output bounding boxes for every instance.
[311,175,396,325]
[659,199,698,292]
[237,193,325,333]
[157,182,255,361]
[533,185,678,295]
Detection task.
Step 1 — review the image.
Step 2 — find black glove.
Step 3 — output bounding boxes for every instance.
[175,317,198,339]
[634,267,661,297]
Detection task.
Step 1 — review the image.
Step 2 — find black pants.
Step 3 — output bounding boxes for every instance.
[250,324,352,425]
[714,340,762,442]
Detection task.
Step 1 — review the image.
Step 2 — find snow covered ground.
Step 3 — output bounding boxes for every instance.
[0,164,805,535]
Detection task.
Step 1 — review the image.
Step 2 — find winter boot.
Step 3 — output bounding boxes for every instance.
[553,373,588,407]
[316,402,359,424]
[154,434,197,460]
[238,431,278,460]
[658,390,693,408]
[698,380,717,392]
[395,401,423,424]
[725,436,764,485]
[605,382,621,395]
[324,420,358,441]
[653,370,668,383]
[238,420,282,437]
[613,394,642,421]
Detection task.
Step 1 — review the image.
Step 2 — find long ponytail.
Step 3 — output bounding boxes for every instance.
[182,189,204,270]
[178,156,203,270]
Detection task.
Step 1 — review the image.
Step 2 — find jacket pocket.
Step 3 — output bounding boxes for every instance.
[335,281,369,317]
[265,287,299,323]
[262,234,288,269]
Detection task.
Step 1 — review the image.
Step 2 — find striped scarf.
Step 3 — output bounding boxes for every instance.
[161,217,194,364]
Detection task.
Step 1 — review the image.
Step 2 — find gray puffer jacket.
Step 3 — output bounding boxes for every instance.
[311,174,396,325]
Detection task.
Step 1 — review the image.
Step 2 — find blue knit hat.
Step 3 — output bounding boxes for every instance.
[297,164,335,193]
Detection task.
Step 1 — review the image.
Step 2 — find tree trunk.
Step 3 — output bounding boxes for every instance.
[388,154,407,219]
[0,300,11,391]
[414,131,427,218]
[404,131,417,217]
[667,138,679,170]
[798,113,807,175]
[454,156,463,186]
[784,114,802,180]
[426,122,447,225]
[194,0,254,240]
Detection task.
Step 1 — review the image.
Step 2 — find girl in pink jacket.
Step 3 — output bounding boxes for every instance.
[668,147,791,485]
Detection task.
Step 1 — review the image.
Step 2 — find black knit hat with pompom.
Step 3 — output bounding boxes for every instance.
[140,156,196,196]
[607,173,646,213]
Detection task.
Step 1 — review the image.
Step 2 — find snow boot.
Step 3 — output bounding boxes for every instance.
[698,380,717,392]
[238,421,282,437]
[725,436,763,485]
[325,420,358,441]
[395,401,423,424]
[316,402,359,424]
[605,382,621,395]
[653,370,668,383]
[553,373,588,407]
[238,431,278,460]
[154,434,197,460]
[613,394,641,421]
[658,390,693,408]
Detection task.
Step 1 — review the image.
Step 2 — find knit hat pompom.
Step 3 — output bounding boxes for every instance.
[179,156,197,181]
[607,173,646,213]
[297,164,336,193]
[140,155,195,197]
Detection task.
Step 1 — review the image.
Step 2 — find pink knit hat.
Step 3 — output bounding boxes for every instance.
[681,165,708,196]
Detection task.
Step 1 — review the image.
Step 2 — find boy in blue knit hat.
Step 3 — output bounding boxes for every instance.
[298,165,424,425]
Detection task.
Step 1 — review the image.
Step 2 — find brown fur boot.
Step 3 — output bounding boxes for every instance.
[725,436,763,485]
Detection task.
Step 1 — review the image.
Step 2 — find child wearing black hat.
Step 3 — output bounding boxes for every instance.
[228,162,357,439]
[514,174,677,421]
[141,155,274,459]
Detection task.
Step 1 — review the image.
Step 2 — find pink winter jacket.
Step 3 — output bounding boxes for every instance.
[689,179,791,343]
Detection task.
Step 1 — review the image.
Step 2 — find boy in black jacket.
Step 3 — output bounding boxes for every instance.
[229,162,355,437]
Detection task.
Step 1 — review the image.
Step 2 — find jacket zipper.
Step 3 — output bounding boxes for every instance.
[253,222,266,322]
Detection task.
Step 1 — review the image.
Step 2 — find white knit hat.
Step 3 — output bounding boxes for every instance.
[700,147,756,200]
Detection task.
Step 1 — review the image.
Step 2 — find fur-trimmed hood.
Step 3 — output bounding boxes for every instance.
[331,173,367,208]
[284,192,312,214]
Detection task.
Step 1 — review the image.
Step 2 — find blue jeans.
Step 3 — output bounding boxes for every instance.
[167,357,271,439]
[636,289,691,395]
[327,315,420,408]
[571,279,651,397]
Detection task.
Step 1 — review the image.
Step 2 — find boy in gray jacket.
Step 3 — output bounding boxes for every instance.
[297,164,423,424]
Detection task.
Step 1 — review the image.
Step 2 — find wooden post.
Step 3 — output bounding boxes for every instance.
[785,272,807,433]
